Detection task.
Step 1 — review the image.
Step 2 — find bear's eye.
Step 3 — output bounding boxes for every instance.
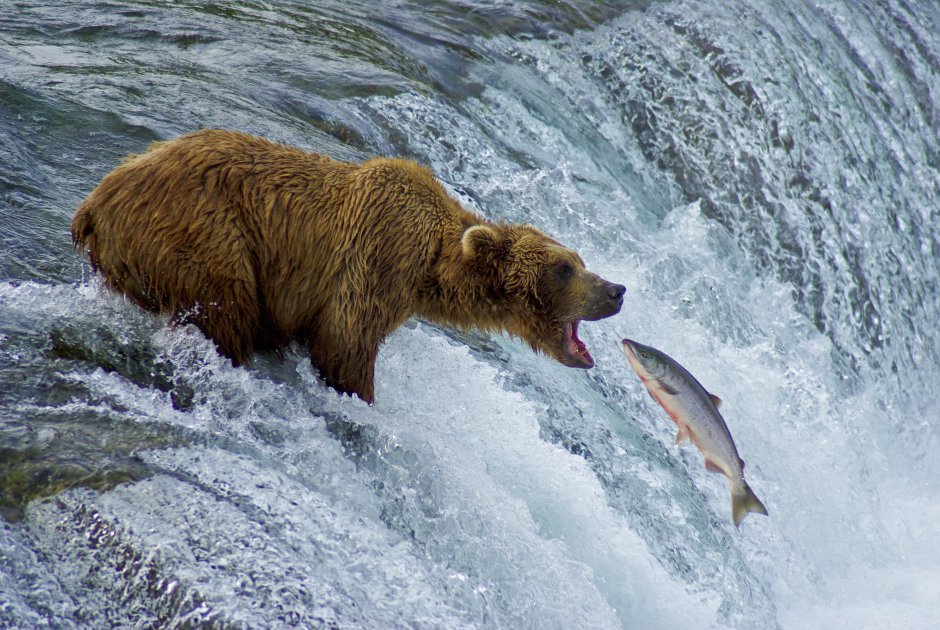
[555,262,574,283]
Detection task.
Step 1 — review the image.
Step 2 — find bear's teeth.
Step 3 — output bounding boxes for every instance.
[565,320,584,355]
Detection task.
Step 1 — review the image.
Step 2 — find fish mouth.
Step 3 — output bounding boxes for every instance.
[561,320,594,368]
[621,339,637,359]
[621,339,648,377]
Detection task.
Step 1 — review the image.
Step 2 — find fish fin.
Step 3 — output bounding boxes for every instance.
[658,380,679,395]
[704,458,724,474]
[731,481,768,527]
[708,393,722,408]
[675,425,691,445]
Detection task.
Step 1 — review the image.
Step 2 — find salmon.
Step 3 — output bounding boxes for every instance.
[622,339,768,527]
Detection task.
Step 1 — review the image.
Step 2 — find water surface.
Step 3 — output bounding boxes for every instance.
[1,1,939,628]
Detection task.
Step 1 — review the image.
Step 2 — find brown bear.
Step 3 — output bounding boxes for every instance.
[71,130,624,403]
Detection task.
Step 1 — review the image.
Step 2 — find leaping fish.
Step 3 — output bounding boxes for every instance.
[622,339,768,527]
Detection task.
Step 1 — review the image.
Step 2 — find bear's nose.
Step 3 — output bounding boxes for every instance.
[607,284,626,301]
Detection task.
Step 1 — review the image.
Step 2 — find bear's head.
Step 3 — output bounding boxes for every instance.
[460,223,625,369]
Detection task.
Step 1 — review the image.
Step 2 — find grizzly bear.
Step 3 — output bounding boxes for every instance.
[71,130,624,403]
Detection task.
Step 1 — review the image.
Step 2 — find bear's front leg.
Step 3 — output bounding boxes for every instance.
[305,275,413,404]
[307,334,378,405]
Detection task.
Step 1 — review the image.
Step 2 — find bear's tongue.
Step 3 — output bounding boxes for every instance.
[563,320,593,367]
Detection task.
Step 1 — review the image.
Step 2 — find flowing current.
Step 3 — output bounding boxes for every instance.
[1,1,939,628]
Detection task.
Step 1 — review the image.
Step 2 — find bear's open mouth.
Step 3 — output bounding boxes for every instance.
[562,320,594,368]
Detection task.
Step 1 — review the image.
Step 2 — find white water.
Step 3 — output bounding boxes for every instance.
[1,1,939,628]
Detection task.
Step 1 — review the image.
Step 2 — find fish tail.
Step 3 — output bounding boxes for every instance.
[731,481,768,527]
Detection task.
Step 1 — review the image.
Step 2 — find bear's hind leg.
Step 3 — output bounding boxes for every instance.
[181,293,259,366]
[167,260,261,367]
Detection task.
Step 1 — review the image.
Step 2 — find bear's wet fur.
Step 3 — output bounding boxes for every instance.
[72,130,624,403]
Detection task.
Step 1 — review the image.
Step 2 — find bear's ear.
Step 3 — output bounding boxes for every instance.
[461,225,501,261]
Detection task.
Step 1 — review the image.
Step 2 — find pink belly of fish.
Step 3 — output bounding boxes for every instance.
[647,384,688,431]
[647,382,731,477]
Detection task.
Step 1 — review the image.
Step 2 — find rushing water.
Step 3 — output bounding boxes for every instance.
[2,1,939,628]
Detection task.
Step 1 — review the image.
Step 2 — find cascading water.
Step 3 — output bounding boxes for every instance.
[1,1,938,628]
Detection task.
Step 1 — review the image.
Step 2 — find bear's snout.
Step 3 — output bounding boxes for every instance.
[607,283,626,301]
[582,276,624,321]
[600,280,625,315]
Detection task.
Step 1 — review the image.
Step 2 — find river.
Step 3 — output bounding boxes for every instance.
[1,1,938,628]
